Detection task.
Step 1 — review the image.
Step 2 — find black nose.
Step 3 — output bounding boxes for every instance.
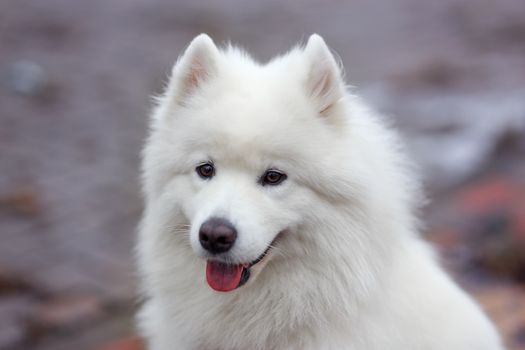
[199,217,237,254]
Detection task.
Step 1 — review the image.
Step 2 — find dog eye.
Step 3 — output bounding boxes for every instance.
[261,170,287,186]
[196,163,215,179]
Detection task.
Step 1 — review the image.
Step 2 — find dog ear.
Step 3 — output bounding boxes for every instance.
[169,34,219,105]
[304,34,344,116]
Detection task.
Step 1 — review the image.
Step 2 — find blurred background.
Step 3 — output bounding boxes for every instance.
[1,0,524,349]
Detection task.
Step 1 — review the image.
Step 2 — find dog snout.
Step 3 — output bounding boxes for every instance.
[199,217,237,254]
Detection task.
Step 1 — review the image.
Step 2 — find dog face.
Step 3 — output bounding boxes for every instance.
[142,34,353,291]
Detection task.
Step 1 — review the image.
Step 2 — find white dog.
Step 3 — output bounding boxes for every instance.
[136,33,503,350]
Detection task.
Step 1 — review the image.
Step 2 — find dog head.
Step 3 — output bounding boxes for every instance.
[141,34,412,293]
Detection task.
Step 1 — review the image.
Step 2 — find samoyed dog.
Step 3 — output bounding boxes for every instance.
[137,34,503,350]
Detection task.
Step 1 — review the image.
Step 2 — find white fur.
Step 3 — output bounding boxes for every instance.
[136,34,504,350]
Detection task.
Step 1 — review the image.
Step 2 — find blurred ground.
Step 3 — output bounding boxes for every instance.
[0,0,524,349]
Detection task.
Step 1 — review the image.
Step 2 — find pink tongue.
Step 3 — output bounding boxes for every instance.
[206,261,243,292]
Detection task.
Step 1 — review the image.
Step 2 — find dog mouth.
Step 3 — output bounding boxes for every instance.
[205,245,272,292]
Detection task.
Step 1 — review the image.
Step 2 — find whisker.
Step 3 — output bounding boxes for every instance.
[269,244,290,259]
